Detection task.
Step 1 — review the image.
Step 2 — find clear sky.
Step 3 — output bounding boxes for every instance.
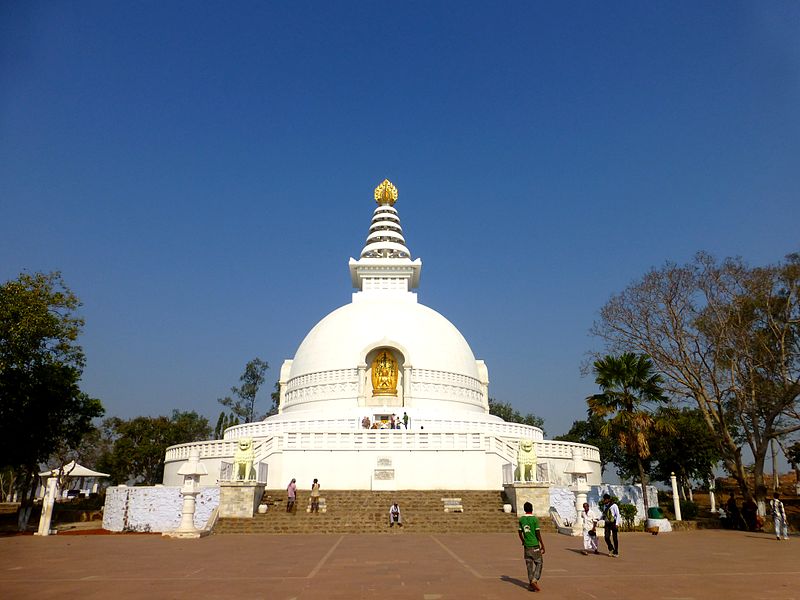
[2,2,799,439]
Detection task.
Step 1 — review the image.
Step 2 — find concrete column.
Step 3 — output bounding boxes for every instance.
[670,472,682,521]
[35,477,58,536]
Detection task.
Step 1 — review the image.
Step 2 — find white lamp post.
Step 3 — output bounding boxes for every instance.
[565,448,593,536]
[670,472,682,521]
[165,448,208,538]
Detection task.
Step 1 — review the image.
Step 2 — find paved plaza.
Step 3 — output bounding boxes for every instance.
[0,529,797,599]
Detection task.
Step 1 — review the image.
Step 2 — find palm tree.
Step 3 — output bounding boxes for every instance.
[587,353,671,514]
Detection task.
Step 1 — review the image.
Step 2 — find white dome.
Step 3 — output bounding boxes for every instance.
[290,297,479,379]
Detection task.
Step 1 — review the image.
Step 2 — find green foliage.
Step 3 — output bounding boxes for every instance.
[218,357,269,423]
[0,272,103,502]
[488,398,546,434]
[649,407,721,487]
[679,499,699,520]
[619,502,637,530]
[213,411,239,439]
[99,410,211,485]
[555,415,621,475]
[587,353,672,511]
[786,441,800,469]
[268,381,280,417]
[591,252,800,500]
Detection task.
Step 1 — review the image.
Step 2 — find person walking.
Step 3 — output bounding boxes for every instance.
[518,501,545,592]
[580,502,599,555]
[310,478,321,513]
[286,478,297,513]
[770,492,789,540]
[601,494,621,557]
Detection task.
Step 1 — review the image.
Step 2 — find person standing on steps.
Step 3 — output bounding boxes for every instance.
[310,478,321,513]
[601,494,621,557]
[518,501,545,592]
[286,478,297,513]
[403,411,409,429]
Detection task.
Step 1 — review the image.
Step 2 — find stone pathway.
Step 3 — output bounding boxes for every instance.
[0,529,797,599]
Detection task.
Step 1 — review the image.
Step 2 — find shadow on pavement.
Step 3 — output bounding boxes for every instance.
[500,575,530,590]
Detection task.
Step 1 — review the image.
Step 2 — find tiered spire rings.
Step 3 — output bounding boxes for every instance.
[360,179,410,259]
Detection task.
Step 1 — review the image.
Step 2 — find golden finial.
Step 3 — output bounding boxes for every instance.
[374,179,398,206]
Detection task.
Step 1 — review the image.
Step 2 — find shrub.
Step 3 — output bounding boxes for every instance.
[619,503,637,530]
[679,500,699,520]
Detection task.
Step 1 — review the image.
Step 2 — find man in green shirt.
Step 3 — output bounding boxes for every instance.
[518,501,545,591]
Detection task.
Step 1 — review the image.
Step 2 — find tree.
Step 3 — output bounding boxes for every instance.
[0,271,103,529]
[488,398,546,434]
[99,410,211,485]
[587,353,671,513]
[269,381,280,417]
[218,357,269,423]
[648,407,722,497]
[782,439,800,486]
[213,411,239,440]
[591,253,800,503]
[554,415,621,475]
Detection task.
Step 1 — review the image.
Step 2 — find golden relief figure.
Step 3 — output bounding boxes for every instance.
[371,349,398,396]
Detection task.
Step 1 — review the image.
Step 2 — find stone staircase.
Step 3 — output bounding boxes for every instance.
[214,490,554,535]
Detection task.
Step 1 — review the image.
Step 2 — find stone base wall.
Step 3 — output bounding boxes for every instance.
[102,486,219,532]
[549,484,659,526]
[503,483,550,517]
[218,482,265,518]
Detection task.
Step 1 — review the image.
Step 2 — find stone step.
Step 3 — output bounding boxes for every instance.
[214,489,556,535]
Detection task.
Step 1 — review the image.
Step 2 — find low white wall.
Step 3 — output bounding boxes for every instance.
[103,486,219,533]
[548,484,659,526]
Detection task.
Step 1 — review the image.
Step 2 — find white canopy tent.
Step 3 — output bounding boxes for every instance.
[39,461,110,479]
[35,462,110,536]
[38,461,110,498]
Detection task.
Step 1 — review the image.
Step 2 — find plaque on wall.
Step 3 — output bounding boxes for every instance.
[374,469,395,481]
[377,457,392,468]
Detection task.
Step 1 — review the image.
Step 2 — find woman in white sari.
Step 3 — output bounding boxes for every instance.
[580,502,599,555]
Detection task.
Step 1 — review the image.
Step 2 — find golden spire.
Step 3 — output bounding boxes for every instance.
[374,179,398,206]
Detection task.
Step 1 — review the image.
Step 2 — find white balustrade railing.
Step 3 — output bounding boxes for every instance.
[166,432,600,464]
[164,439,239,462]
[224,418,362,439]
[223,416,545,441]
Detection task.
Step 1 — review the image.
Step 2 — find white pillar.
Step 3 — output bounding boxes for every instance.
[177,487,198,533]
[35,477,58,536]
[670,472,682,521]
[709,489,716,513]
[165,448,208,538]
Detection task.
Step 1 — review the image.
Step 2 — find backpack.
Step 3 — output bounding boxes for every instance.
[603,503,617,526]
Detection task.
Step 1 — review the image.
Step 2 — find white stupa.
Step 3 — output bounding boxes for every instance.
[163,180,601,490]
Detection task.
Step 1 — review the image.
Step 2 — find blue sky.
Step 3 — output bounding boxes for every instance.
[2,2,798,440]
